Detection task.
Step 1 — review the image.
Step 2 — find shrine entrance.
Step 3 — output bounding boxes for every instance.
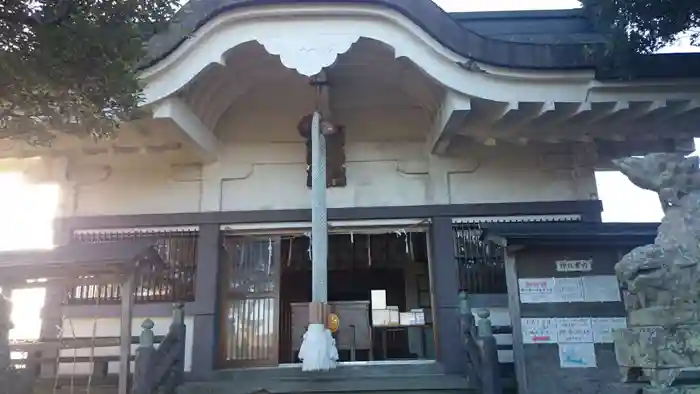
[216,225,436,369]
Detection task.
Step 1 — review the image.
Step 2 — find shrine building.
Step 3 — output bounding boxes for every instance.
[0,1,699,394]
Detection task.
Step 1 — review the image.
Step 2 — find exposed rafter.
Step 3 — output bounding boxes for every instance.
[152,97,219,162]
[496,102,555,139]
[583,102,629,125]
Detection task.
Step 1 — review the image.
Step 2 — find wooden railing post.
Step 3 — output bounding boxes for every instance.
[162,302,186,394]
[133,319,156,394]
[139,303,188,394]
[477,309,503,394]
[459,292,481,386]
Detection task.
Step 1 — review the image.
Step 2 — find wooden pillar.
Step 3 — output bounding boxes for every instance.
[428,217,463,374]
[119,272,134,394]
[504,250,527,394]
[0,294,11,374]
[189,224,220,379]
[39,284,64,378]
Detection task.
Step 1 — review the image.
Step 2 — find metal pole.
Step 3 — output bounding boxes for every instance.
[310,111,328,304]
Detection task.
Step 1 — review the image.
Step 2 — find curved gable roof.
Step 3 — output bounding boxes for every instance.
[452,9,604,45]
[142,0,605,70]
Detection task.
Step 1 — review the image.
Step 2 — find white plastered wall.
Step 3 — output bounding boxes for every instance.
[57,107,597,217]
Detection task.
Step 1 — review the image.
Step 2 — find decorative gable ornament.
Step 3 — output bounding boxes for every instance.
[258,34,360,77]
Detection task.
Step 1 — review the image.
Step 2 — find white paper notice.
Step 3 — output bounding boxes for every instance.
[553,277,585,302]
[518,278,555,303]
[559,343,597,368]
[583,276,622,302]
[521,318,557,344]
[371,289,387,310]
[556,318,593,343]
[592,317,627,343]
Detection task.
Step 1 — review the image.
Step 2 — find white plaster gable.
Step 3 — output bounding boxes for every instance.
[138,4,599,106]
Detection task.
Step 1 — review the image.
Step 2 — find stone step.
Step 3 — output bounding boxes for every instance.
[212,361,446,381]
[178,374,473,394]
[34,384,119,394]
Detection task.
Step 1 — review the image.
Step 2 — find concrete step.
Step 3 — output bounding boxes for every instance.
[179,362,474,394]
[178,374,473,394]
[34,384,118,394]
[212,361,446,381]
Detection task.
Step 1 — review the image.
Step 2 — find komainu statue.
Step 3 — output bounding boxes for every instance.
[612,153,700,394]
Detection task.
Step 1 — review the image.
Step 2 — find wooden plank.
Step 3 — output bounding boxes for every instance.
[10,275,129,290]
[11,355,136,363]
[118,273,134,394]
[10,336,167,352]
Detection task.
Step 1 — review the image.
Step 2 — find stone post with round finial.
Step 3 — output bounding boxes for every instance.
[477,308,502,394]
[132,319,156,394]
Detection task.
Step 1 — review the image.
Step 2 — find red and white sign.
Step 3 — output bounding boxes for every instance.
[518,278,555,303]
[522,318,556,344]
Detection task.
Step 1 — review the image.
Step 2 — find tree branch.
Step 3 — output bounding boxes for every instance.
[36,0,76,25]
[0,0,75,28]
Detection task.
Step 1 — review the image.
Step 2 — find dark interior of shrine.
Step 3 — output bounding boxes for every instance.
[278,231,433,364]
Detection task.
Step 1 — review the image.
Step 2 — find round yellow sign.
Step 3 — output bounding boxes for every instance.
[328,313,340,333]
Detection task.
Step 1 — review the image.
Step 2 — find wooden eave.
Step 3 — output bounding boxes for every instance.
[0,239,162,283]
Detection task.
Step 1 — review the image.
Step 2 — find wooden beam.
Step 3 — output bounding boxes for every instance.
[620,101,667,122]
[584,101,629,125]
[550,102,591,125]
[534,102,593,140]
[496,101,554,138]
[118,272,134,394]
[0,240,154,267]
[428,91,472,154]
[0,240,160,283]
[10,335,167,352]
[152,97,219,162]
[656,99,700,120]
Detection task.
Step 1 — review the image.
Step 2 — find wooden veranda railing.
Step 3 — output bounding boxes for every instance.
[0,239,188,394]
[4,303,186,394]
[133,303,187,394]
[453,222,506,394]
[459,292,503,394]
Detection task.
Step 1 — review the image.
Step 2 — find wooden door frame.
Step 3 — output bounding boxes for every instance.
[216,235,282,369]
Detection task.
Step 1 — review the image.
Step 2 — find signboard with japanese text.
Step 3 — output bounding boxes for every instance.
[518,278,554,303]
[522,318,557,344]
[556,259,593,272]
